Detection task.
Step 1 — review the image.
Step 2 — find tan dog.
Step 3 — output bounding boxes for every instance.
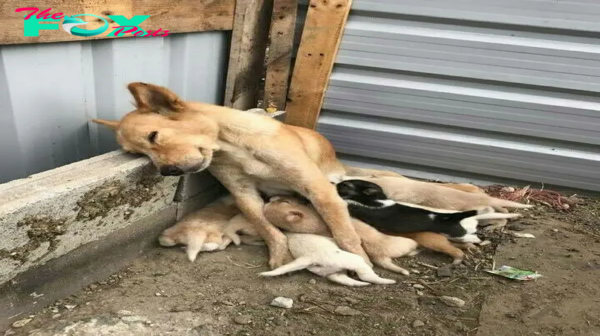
[158,196,239,262]
[93,82,484,269]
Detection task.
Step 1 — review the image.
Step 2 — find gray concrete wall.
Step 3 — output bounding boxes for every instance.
[0,150,224,328]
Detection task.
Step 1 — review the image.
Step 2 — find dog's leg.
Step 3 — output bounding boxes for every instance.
[259,257,312,277]
[412,232,465,265]
[186,233,207,262]
[227,186,293,269]
[326,273,371,287]
[373,257,410,275]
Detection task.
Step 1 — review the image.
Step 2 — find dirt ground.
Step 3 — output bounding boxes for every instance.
[7,189,600,336]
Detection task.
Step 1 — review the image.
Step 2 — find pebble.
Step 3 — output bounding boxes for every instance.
[117,310,135,316]
[479,240,491,246]
[552,229,559,232]
[334,306,361,316]
[412,320,425,328]
[234,315,252,325]
[412,284,425,290]
[121,316,148,323]
[439,296,466,308]
[416,291,424,296]
[4,330,16,336]
[344,297,359,304]
[155,293,162,296]
[52,314,61,319]
[308,279,317,285]
[411,269,420,274]
[437,267,453,277]
[270,297,293,309]
[11,318,32,328]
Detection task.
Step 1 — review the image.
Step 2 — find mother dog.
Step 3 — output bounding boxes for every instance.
[93,82,480,269]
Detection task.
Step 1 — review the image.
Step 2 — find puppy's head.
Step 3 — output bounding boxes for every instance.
[93,82,220,176]
[336,179,388,207]
[263,196,318,227]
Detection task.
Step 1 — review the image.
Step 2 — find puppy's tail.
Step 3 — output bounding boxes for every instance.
[186,232,207,262]
[489,197,534,209]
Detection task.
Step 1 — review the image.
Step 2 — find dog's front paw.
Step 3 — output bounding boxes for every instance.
[268,249,294,269]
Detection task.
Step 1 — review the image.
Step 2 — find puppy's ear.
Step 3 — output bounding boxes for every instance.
[127,82,185,115]
[285,211,304,223]
[92,119,119,131]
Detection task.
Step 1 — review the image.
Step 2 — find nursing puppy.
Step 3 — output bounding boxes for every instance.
[259,233,396,287]
[158,196,240,262]
[261,196,417,275]
[342,176,532,211]
[336,180,522,243]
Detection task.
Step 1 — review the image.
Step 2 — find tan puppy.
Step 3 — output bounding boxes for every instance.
[158,196,240,262]
[93,82,485,269]
[225,196,417,274]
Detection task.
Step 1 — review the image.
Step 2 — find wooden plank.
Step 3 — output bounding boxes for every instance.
[1,0,235,45]
[263,0,298,112]
[223,0,273,110]
[284,0,353,129]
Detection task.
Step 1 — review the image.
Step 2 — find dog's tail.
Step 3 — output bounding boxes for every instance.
[489,197,533,209]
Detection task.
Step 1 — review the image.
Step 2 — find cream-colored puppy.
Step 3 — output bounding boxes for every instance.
[158,196,240,262]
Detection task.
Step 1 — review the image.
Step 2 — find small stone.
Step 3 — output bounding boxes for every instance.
[412,320,425,328]
[4,329,16,336]
[501,187,515,193]
[117,310,135,316]
[52,314,61,319]
[270,297,293,309]
[411,269,420,274]
[334,306,361,316]
[412,284,425,290]
[552,229,559,232]
[64,304,77,310]
[234,315,252,325]
[439,296,465,308]
[479,240,491,246]
[12,318,32,328]
[51,308,59,313]
[121,316,147,323]
[437,267,453,277]
[416,291,424,296]
[155,293,162,297]
[344,297,359,304]
[308,279,317,285]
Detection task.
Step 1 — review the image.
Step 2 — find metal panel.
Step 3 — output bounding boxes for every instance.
[317,0,600,191]
[0,32,229,184]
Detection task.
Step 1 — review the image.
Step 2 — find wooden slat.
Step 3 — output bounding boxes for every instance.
[1,0,235,45]
[223,0,273,110]
[284,0,352,129]
[263,0,298,112]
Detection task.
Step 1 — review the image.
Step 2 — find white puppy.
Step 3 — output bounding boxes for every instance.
[259,233,396,287]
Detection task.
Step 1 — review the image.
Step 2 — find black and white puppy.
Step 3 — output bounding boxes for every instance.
[336,179,521,243]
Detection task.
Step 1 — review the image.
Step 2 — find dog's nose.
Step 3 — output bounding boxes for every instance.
[160,165,184,176]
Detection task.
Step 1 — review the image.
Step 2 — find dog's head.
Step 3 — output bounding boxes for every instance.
[93,82,220,176]
[335,179,389,207]
[263,196,322,229]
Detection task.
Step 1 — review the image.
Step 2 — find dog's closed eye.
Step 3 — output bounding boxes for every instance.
[147,131,158,144]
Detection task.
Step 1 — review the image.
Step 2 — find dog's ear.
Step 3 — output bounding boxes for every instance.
[92,119,119,131]
[127,82,185,114]
[285,211,304,223]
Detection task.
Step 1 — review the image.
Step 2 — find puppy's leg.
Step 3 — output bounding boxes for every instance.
[343,165,406,178]
[373,257,410,275]
[186,233,207,262]
[326,273,371,287]
[411,232,466,265]
[451,242,479,254]
[230,188,293,269]
[342,254,396,284]
[259,257,312,277]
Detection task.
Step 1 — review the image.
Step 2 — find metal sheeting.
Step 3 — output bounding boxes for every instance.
[0,32,229,184]
[317,0,600,191]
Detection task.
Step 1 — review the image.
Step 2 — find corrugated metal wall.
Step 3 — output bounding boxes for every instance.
[0,32,229,184]
[316,0,600,191]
